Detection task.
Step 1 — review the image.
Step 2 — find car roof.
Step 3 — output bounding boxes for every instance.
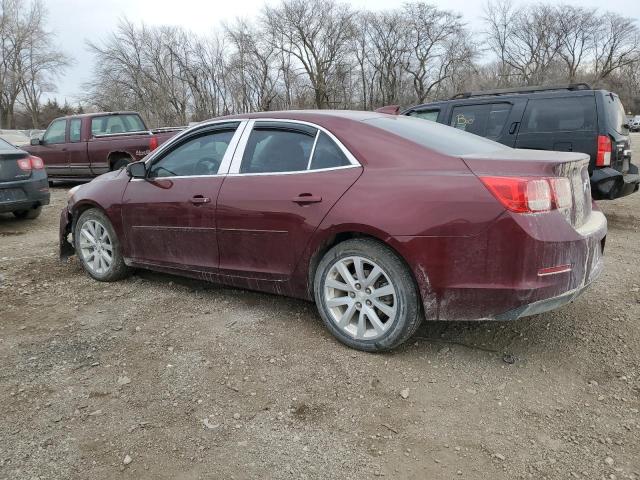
[53,111,143,121]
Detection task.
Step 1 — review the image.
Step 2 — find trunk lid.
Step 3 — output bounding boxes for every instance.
[0,140,31,182]
[462,149,592,228]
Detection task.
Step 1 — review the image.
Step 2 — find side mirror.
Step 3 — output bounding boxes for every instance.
[126,161,147,179]
[30,137,41,146]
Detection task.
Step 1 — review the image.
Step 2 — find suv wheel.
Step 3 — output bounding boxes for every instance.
[314,239,422,352]
[74,209,131,282]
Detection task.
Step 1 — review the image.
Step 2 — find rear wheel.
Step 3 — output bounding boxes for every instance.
[314,238,422,352]
[13,206,42,220]
[74,209,131,282]
[111,156,131,171]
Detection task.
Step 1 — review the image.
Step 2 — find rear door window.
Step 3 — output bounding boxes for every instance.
[520,97,596,133]
[91,114,146,136]
[69,118,82,142]
[240,128,317,174]
[408,109,440,122]
[450,103,512,139]
[603,93,628,135]
[309,132,350,170]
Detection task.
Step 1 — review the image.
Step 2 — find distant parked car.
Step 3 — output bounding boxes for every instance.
[0,137,49,219]
[60,111,606,352]
[397,84,638,200]
[24,111,182,181]
[629,116,640,132]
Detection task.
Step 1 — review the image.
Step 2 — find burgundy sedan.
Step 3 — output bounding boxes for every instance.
[60,111,606,351]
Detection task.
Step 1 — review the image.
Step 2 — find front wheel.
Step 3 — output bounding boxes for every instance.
[74,208,132,282]
[313,239,422,352]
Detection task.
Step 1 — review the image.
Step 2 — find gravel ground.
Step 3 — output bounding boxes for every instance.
[1,147,639,479]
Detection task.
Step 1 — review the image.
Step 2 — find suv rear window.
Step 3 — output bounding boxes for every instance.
[450,103,512,139]
[603,93,629,135]
[520,96,596,133]
[364,116,509,156]
[91,114,146,136]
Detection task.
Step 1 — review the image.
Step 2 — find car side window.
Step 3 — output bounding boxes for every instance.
[409,109,439,122]
[148,128,236,178]
[42,119,66,144]
[520,97,596,133]
[69,119,82,142]
[240,128,316,174]
[450,103,512,139]
[310,132,350,170]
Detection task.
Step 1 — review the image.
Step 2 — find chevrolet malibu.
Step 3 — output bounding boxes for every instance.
[60,111,606,352]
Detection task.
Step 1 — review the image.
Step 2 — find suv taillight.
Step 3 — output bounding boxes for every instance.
[480,176,573,214]
[149,136,158,151]
[596,135,612,167]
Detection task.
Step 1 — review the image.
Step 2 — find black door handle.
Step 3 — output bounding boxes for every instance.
[508,122,520,135]
[292,193,322,204]
[190,195,211,205]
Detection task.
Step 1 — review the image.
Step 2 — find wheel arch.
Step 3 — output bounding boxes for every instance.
[306,226,420,300]
[107,151,133,170]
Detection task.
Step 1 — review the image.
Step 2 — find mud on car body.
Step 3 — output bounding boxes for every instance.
[60,111,606,352]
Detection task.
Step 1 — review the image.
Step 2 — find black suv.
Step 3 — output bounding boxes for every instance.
[402,84,637,200]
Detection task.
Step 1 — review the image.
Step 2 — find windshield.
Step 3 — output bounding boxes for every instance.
[364,115,509,156]
[604,93,629,135]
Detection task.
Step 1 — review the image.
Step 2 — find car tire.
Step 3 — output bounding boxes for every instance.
[74,208,132,282]
[313,238,422,352]
[13,206,42,220]
[111,156,131,171]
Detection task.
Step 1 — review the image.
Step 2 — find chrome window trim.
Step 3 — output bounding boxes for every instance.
[142,119,248,178]
[228,118,361,175]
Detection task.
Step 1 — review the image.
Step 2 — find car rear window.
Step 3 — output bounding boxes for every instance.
[520,96,596,133]
[363,115,509,156]
[0,137,18,152]
[603,93,629,135]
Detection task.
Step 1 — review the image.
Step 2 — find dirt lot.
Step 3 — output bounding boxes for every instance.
[1,157,639,479]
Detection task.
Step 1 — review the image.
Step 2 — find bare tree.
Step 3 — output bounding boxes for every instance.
[593,12,640,82]
[0,0,69,128]
[262,0,356,108]
[555,6,598,82]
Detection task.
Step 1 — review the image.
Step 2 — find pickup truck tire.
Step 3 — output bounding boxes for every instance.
[111,155,132,171]
[74,208,132,282]
[13,206,42,220]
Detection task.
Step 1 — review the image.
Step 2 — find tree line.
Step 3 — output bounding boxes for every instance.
[0,0,70,128]
[2,0,640,129]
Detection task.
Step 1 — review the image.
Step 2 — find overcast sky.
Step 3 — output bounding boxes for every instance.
[45,0,638,104]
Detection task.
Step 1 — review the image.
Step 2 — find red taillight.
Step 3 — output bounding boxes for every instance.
[29,155,44,169]
[480,176,573,214]
[538,264,572,276]
[17,158,32,171]
[596,135,612,167]
[17,156,44,171]
[149,136,158,151]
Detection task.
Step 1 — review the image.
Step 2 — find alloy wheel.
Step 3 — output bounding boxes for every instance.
[78,219,114,275]
[323,256,398,340]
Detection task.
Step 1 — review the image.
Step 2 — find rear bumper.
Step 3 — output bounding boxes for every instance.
[591,165,639,200]
[397,208,607,321]
[0,175,50,213]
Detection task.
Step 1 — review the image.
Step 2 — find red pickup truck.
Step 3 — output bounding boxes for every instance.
[24,112,182,180]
